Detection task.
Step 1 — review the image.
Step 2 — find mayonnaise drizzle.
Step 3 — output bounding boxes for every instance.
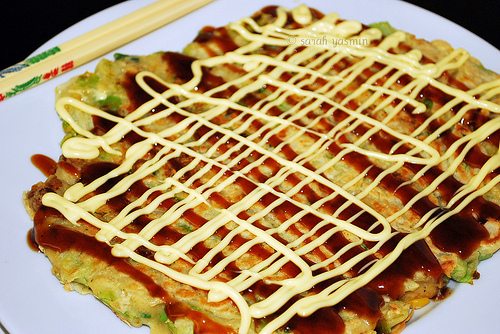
[42,5,499,334]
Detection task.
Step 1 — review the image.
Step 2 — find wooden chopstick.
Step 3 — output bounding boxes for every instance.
[0,0,213,102]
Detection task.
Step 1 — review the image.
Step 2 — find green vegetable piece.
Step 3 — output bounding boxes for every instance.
[377,319,392,334]
[174,193,186,202]
[188,303,202,311]
[98,290,116,304]
[278,102,290,112]
[179,222,194,233]
[61,120,77,138]
[377,300,411,333]
[324,152,334,159]
[97,95,122,112]
[258,86,267,94]
[77,73,99,88]
[159,309,169,323]
[422,98,433,111]
[451,254,479,283]
[479,252,493,261]
[369,21,397,37]
[114,53,128,60]
[141,313,152,319]
[113,53,140,62]
[476,63,495,74]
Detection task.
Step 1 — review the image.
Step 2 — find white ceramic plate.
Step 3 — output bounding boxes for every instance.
[0,0,498,333]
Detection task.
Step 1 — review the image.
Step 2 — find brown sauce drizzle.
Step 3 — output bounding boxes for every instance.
[30,6,499,333]
[429,210,490,259]
[33,206,235,334]
[31,154,57,177]
[162,52,196,83]
[145,45,493,326]
[99,46,496,331]
[285,307,345,334]
[166,302,237,334]
[369,239,444,299]
[26,228,39,252]
[319,72,498,260]
[337,287,383,324]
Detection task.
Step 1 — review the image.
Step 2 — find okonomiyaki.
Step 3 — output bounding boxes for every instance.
[24,4,500,334]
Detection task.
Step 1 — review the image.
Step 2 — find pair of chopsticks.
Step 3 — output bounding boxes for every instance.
[0,0,213,102]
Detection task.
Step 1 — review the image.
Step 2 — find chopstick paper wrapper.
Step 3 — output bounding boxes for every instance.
[0,0,212,102]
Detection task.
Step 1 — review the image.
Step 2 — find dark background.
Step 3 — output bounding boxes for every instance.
[1,0,498,70]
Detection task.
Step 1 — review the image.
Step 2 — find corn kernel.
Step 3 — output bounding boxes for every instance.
[409,298,430,309]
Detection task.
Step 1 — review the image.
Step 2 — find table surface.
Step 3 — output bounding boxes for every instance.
[0,0,498,70]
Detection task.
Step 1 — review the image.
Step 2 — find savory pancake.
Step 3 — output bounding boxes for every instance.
[24,4,499,334]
